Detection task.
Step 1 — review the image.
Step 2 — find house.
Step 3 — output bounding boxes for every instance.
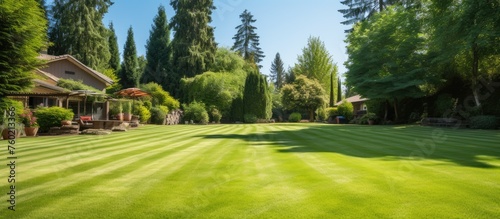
[336,94,368,117]
[6,53,113,120]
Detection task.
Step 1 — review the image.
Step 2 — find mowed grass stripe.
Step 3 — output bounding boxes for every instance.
[16,125,246,218]
[19,125,198,159]
[22,125,250,219]
[19,125,232,179]
[2,123,498,218]
[17,125,237,200]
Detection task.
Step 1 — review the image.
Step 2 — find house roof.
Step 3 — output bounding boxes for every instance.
[36,69,59,83]
[34,79,68,92]
[38,54,113,85]
[335,94,368,106]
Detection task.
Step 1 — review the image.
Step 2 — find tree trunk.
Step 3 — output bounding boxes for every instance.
[384,100,389,121]
[471,43,481,106]
[379,0,384,12]
[309,109,314,122]
[393,97,399,122]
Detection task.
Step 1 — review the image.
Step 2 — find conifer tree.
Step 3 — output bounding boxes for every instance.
[232,10,265,68]
[270,53,286,89]
[119,27,139,88]
[143,5,172,88]
[108,22,120,73]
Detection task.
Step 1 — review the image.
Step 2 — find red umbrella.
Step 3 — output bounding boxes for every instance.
[115,88,150,98]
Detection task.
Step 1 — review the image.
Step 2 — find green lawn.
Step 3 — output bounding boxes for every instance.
[2,124,499,218]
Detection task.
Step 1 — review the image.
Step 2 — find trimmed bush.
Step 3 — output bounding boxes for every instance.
[183,101,209,124]
[469,116,498,129]
[137,106,151,124]
[338,101,354,120]
[244,114,257,123]
[35,107,74,132]
[288,112,302,122]
[150,106,169,125]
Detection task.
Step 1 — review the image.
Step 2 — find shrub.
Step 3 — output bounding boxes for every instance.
[0,98,24,124]
[244,114,257,123]
[211,107,222,123]
[137,106,151,124]
[35,107,74,132]
[359,112,378,125]
[326,107,338,117]
[150,106,169,125]
[288,112,302,122]
[469,116,498,129]
[143,100,152,110]
[337,101,354,120]
[183,101,209,124]
[316,106,327,121]
[122,100,132,113]
[109,101,122,116]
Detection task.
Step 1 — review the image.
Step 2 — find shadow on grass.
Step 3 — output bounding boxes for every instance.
[196,124,500,169]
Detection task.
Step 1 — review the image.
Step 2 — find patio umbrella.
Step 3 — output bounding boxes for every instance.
[115,88,150,98]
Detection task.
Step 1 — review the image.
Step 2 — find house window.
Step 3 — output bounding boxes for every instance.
[65,71,75,75]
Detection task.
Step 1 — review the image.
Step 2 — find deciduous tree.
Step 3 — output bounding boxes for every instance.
[281,75,326,121]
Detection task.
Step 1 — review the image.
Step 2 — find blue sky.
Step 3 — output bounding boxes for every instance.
[49,0,350,78]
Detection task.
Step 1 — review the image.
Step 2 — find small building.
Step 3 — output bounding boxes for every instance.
[6,54,113,120]
[336,94,368,117]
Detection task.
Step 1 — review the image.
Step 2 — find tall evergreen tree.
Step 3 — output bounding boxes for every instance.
[108,22,120,73]
[48,0,112,71]
[243,70,272,120]
[269,53,286,89]
[0,0,47,96]
[231,9,265,68]
[337,77,342,103]
[170,0,217,97]
[143,5,172,88]
[329,73,334,107]
[119,27,139,88]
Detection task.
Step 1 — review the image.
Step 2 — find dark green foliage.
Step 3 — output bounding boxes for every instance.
[119,27,139,88]
[150,106,169,125]
[108,22,120,73]
[345,6,426,120]
[337,101,354,120]
[57,79,101,92]
[170,0,217,97]
[0,0,47,96]
[270,53,286,89]
[243,70,272,120]
[48,0,112,71]
[143,6,172,87]
[469,116,498,130]
[230,96,244,122]
[281,75,326,121]
[140,82,179,110]
[243,114,257,123]
[232,10,265,68]
[183,101,209,124]
[108,101,122,116]
[288,112,302,122]
[338,0,407,32]
[434,94,455,117]
[35,107,74,132]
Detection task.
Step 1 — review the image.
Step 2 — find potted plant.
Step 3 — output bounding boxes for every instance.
[20,108,39,136]
[122,100,132,121]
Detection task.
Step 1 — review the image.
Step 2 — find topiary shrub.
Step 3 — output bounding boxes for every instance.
[337,101,354,120]
[150,106,169,125]
[35,107,74,132]
[288,112,302,122]
[244,114,257,123]
[183,101,209,124]
[469,116,498,129]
